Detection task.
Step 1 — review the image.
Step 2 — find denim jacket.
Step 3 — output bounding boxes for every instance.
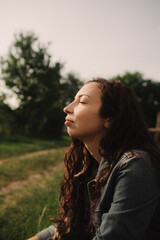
[36,150,160,240]
[88,150,160,240]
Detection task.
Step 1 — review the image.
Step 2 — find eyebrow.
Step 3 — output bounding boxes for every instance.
[74,94,91,99]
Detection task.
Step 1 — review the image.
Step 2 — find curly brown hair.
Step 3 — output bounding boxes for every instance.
[53,78,160,239]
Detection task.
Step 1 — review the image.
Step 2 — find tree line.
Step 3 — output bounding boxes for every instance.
[0,32,160,139]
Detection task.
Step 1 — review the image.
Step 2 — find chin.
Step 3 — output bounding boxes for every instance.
[67,130,76,137]
[67,130,82,140]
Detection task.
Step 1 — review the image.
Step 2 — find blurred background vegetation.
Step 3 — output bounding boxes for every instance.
[0,31,160,141]
[0,32,83,139]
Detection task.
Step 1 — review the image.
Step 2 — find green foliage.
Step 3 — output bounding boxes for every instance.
[1,33,61,106]
[115,72,160,127]
[0,32,63,139]
[60,72,83,105]
[0,32,83,139]
[0,95,15,134]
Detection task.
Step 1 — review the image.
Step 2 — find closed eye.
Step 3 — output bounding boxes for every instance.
[79,101,87,104]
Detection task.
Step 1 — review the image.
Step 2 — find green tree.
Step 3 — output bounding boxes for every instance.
[115,72,160,127]
[0,95,15,135]
[60,72,83,106]
[0,32,63,139]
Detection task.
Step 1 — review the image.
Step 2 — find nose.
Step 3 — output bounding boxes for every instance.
[63,102,74,114]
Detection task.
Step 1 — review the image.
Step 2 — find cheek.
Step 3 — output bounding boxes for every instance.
[74,108,88,120]
[75,110,92,124]
[76,110,103,128]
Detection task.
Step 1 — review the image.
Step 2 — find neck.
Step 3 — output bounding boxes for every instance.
[84,137,102,163]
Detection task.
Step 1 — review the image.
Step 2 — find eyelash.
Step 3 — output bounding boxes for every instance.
[79,101,86,104]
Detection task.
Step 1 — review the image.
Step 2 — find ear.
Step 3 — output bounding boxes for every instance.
[104,118,112,129]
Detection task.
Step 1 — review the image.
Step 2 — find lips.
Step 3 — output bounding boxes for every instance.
[65,118,74,126]
[65,117,74,122]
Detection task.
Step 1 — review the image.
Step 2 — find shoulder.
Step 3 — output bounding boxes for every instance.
[102,149,160,189]
[99,149,160,189]
[117,149,153,170]
[112,149,160,189]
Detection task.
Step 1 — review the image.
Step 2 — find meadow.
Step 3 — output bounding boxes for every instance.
[1,133,159,240]
[0,134,70,240]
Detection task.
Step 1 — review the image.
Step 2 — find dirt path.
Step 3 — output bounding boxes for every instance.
[0,147,67,165]
[0,161,64,195]
[0,160,65,214]
[0,147,67,195]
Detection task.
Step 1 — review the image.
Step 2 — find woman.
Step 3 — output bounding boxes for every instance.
[28,78,160,240]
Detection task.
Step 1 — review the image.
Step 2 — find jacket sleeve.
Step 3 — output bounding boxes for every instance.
[93,155,160,240]
[36,225,55,240]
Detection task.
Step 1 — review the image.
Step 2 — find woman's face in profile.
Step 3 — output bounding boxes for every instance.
[63,82,107,142]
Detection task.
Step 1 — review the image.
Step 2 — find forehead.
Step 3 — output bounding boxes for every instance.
[76,82,101,98]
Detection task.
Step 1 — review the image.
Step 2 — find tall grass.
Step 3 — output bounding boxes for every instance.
[0,165,64,240]
[0,135,70,240]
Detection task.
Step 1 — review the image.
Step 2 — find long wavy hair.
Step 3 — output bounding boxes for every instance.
[54,78,160,239]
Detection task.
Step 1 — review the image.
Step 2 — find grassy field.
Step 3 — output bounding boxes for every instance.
[0,134,70,158]
[0,135,70,240]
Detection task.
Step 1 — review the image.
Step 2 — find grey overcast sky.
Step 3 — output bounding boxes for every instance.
[0,0,160,88]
